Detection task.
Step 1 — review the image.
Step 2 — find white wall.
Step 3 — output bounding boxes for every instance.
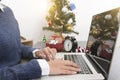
[1,0,120,45]
[1,0,52,45]
[73,0,120,41]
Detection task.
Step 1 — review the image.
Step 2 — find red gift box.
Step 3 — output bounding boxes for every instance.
[46,35,64,52]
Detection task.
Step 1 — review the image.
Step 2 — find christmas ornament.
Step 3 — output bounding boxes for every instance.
[48,21,53,27]
[42,35,46,43]
[67,24,73,30]
[95,15,99,20]
[105,14,112,20]
[62,6,68,13]
[69,3,76,11]
[68,18,73,24]
[111,31,117,39]
[92,26,98,35]
[111,31,117,36]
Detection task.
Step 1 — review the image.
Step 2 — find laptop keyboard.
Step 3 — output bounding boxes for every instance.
[64,54,92,74]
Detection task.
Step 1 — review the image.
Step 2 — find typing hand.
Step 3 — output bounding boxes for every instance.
[48,59,80,75]
[35,47,57,61]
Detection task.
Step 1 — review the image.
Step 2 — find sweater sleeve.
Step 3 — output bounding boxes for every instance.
[21,44,38,59]
[0,59,42,80]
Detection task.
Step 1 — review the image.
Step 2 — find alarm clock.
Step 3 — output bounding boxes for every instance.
[63,36,78,52]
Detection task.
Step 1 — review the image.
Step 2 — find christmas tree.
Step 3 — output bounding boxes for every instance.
[90,8,120,40]
[43,0,79,36]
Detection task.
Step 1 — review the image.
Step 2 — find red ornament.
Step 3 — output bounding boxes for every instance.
[111,31,117,36]
[48,21,53,27]
[95,16,99,20]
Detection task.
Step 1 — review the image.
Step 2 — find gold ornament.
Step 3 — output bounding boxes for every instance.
[67,24,73,30]
[92,26,98,35]
[92,30,98,34]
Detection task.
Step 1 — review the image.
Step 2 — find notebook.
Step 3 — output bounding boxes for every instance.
[34,7,120,80]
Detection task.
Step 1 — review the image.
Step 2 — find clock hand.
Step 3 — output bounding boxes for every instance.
[67,44,69,49]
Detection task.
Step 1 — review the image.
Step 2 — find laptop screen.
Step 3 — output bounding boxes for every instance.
[86,7,120,74]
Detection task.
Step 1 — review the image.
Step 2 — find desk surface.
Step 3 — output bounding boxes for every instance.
[33,74,104,80]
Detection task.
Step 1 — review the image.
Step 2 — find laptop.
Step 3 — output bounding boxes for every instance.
[34,7,120,80]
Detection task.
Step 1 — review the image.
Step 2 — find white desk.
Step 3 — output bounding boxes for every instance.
[34,74,104,80]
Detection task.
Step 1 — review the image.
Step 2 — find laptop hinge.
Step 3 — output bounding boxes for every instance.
[86,54,108,79]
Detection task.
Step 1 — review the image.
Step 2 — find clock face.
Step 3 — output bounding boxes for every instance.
[64,39,72,51]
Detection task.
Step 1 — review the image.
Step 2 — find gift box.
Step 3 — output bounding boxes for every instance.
[46,35,64,52]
